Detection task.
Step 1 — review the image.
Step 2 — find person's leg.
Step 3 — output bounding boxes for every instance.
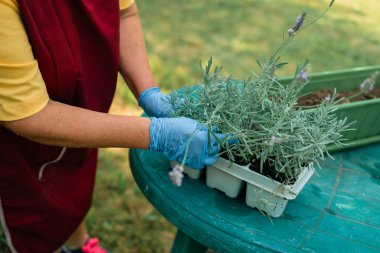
[61,220,108,252]
[51,222,88,253]
[65,221,89,249]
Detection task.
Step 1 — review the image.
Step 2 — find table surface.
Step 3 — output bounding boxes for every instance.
[129,143,380,253]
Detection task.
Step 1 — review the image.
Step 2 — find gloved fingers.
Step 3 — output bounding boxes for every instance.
[207,132,224,156]
[160,94,170,103]
[215,131,238,146]
[207,143,219,158]
[161,95,177,118]
[138,87,160,105]
[210,125,218,132]
[138,87,176,118]
[172,97,185,110]
[209,131,223,143]
[190,164,205,170]
[209,126,238,145]
[186,145,218,168]
[225,135,239,145]
[192,123,207,132]
[184,156,204,170]
[204,154,219,166]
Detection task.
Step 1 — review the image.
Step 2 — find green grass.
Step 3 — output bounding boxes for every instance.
[1,1,380,252]
[87,149,176,252]
[139,0,380,91]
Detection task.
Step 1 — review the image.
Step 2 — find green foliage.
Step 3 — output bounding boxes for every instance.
[168,3,353,184]
[86,149,175,252]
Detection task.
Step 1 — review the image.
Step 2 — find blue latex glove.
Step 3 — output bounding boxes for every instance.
[138,87,173,118]
[149,117,224,170]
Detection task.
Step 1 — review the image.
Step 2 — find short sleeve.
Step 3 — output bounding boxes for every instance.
[0,0,49,121]
[119,0,135,10]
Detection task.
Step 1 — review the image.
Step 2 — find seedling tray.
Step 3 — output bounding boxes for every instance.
[206,157,315,217]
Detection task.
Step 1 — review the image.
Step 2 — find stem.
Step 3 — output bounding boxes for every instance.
[342,91,366,101]
[271,2,333,62]
[181,130,197,167]
[297,5,333,36]
[270,37,293,63]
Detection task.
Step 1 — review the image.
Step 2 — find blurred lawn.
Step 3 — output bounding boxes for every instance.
[1,1,379,252]
[141,0,380,90]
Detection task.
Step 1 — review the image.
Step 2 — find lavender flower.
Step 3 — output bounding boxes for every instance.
[296,68,309,84]
[288,12,306,37]
[359,71,379,93]
[267,136,288,146]
[371,70,380,81]
[324,94,331,102]
[169,164,184,187]
[359,78,374,93]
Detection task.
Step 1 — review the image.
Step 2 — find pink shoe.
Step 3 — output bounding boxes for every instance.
[61,237,109,253]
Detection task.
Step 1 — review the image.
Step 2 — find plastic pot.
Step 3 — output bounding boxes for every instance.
[206,157,315,217]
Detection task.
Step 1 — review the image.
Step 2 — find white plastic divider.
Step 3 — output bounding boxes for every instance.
[171,158,315,217]
[206,165,244,198]
[209,158,315,199]
[206,158,315,217]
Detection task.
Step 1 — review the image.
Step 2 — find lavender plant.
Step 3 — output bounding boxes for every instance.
[167,0,353,185]
[359,71,379,94]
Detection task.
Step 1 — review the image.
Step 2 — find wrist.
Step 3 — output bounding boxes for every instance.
[138,86,160,106]
[148,117,161,152]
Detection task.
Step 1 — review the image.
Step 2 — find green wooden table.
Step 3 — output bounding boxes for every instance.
[129,143,380,253]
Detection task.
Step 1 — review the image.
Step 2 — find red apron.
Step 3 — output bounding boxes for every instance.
[0,1,119,252]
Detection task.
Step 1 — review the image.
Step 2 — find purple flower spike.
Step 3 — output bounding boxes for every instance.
[359,78,374,93]
[359,71,378,93]
[296,68,309,84]
[288,12,306,37]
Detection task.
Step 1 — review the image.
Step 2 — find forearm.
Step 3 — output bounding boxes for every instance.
[119,3,156,99]
[0,100,151,149]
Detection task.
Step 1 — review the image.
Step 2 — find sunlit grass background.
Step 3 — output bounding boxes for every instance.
[1,0,379,252]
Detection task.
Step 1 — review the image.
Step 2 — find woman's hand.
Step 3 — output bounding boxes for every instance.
[149,117,223,169]
[138,87,173,118]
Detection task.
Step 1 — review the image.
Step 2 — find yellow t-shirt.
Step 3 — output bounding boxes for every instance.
[119,0,134,10]
[0,0,135,121]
